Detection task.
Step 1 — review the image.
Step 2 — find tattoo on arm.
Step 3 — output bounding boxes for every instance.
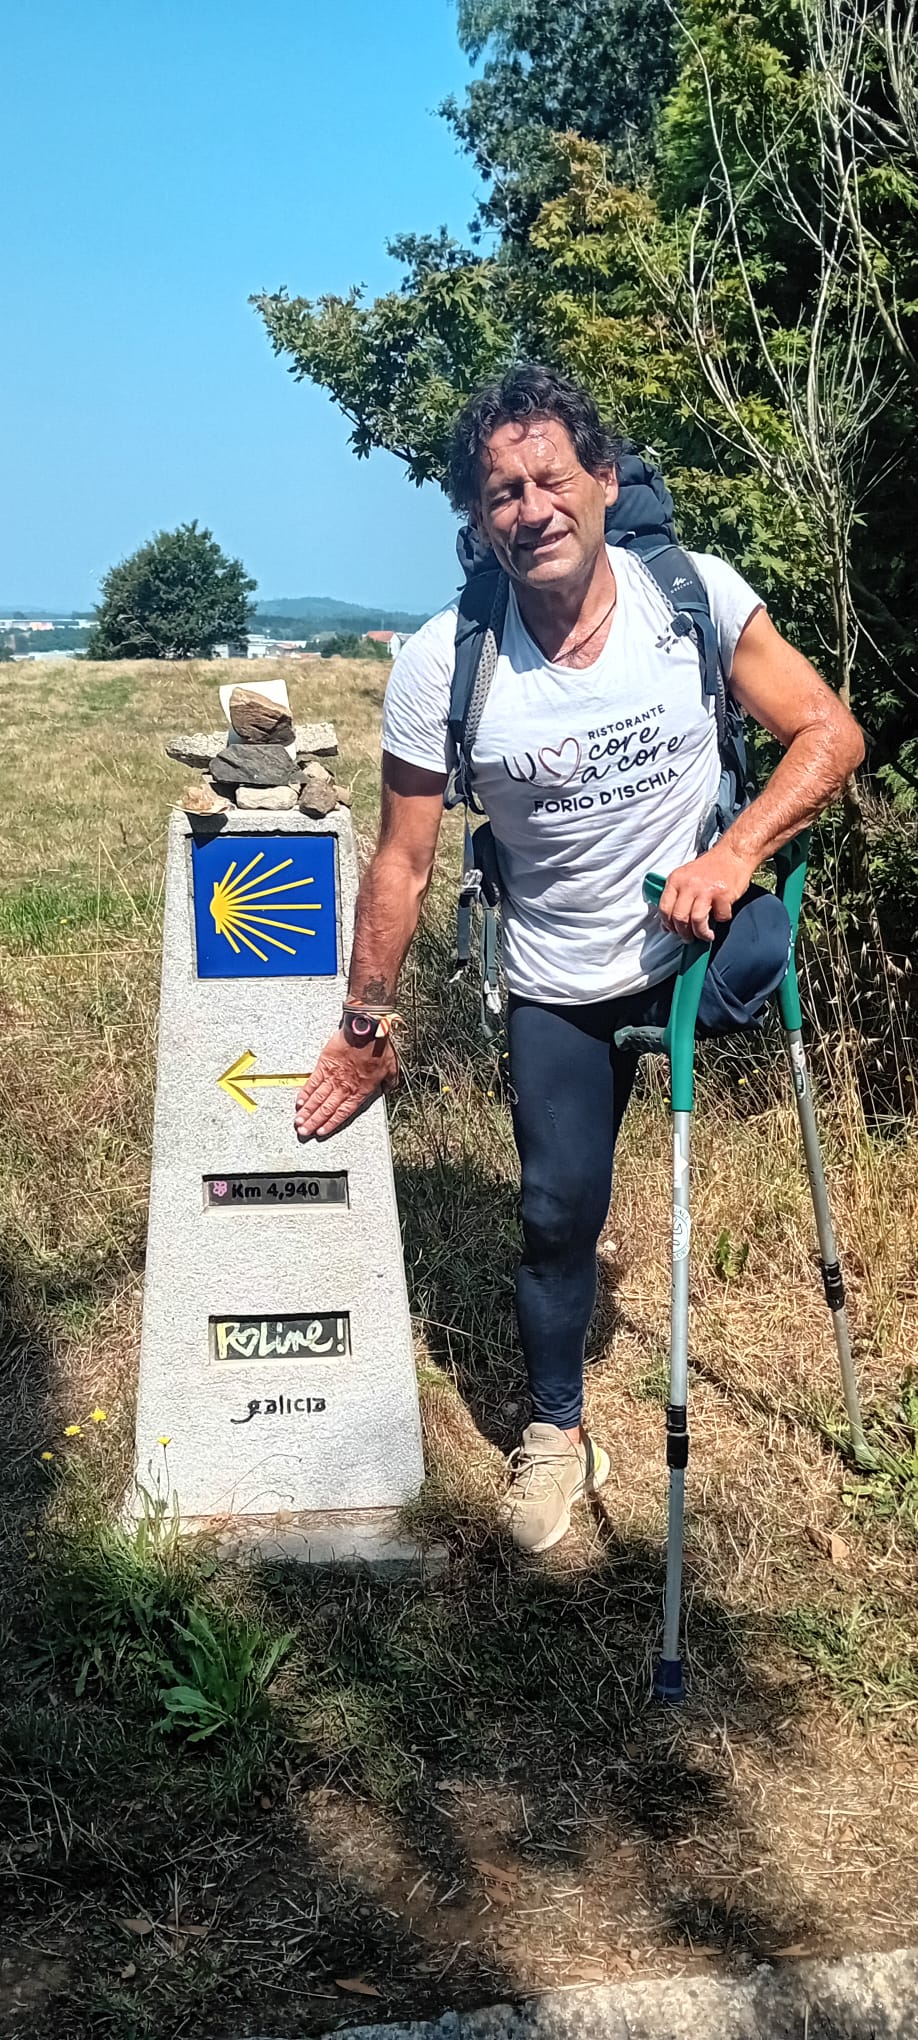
[359,975,391,1003]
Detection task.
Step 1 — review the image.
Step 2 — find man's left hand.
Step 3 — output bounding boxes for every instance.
[659,843,754,942]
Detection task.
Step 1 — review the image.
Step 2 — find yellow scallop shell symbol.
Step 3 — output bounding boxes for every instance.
[209,852,322,963]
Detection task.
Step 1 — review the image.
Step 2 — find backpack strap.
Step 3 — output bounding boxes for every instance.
[445,569,509,815]
[638,542,754,848]
[447,567,509,1029]
[639,543,724,735]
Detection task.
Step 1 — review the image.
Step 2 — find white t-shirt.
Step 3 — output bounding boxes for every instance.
[382,546,763,1004]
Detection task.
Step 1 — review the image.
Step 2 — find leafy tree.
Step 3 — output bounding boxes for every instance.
[87,523,256,661]
[443,0,676,235]
[254,0,918,785]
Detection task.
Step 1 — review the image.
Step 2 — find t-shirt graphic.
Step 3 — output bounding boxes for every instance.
[382,547,762,1005]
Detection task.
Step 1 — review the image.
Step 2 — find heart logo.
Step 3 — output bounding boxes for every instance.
[538,737,582,786]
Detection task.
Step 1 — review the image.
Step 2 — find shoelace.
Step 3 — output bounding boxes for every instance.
[505,1445,572,1498]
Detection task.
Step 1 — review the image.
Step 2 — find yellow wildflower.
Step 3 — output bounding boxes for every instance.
[64,1424,82,1437]
[40,1451,54,1462]
[157,1435,171,1447]
[90,1407,107,1423]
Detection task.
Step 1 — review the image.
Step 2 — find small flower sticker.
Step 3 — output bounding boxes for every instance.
[90,1407,108,1424]
[64,1424,82,1437]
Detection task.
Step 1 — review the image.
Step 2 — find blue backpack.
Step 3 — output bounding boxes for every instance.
[444,452,753,1028]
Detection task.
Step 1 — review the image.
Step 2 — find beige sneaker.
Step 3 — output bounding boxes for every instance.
[499,1422,611,1553]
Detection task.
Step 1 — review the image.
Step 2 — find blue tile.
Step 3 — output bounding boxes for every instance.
[191,833,338,978]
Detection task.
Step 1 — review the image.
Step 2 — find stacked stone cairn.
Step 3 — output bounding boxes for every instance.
[168,686,348,817]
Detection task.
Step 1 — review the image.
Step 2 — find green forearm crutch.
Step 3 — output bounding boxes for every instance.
[614,871,712,1703]
[614,838,873,1709]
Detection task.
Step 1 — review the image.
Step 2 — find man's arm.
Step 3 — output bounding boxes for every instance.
[659,607,865,941]
[294,753,447,1140]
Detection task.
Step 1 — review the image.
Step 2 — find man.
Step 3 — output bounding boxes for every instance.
[294,364,863,1553]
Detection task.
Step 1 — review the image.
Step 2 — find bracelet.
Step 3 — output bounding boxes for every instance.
[342,1002,402,1025]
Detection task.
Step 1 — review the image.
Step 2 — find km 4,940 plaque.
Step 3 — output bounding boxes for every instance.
[204,1172,348,1209]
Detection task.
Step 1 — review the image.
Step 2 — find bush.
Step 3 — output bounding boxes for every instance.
[87,521,255,661]
[320,632,391,660]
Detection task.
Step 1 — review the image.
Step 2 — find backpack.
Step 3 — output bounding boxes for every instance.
[444,451,754,1030]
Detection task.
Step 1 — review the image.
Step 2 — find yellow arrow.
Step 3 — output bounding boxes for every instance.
[217,1049,312,1114]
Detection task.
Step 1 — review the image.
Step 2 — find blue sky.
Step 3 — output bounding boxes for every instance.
[1,1,483,614]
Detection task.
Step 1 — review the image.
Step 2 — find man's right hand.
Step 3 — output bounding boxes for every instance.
[294,1028,399,1142]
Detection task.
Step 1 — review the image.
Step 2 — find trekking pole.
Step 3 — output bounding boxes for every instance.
[614,873,713,1703]
[774,834,873,1467]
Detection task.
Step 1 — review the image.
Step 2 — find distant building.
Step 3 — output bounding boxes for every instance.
[214,633,320,662]
[364,629,411,656]
[214,636,255,659]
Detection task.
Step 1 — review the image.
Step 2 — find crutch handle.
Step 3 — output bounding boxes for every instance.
[774,830,810,1033]
[616,870,711,1107]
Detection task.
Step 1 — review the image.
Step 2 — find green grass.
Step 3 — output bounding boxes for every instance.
[779,1600,918,1728]
[633,1351,672,1405]
[0,876,148,951]
[813,1368,918,1535]
[78,671,137,717]
[40,1478,292,1766]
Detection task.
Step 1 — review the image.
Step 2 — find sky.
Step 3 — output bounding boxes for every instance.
[0,1,484,615]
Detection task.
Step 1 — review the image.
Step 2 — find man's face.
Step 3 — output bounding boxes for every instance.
[473,416,618,593]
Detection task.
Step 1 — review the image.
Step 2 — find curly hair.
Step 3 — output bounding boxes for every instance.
[447,363,623,515]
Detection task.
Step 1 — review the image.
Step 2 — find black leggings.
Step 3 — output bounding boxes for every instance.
[507,979,675,1431]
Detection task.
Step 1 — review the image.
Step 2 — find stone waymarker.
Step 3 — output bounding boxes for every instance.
[133,799,426,1562]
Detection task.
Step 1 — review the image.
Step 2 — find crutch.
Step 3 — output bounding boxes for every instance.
[613,876,711,1703]
[613,836,871,1704]
[774,833,872,1468]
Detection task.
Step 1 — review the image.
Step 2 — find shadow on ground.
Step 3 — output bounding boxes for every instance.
[0,1444,831,2040]
[394,1154,648,1453]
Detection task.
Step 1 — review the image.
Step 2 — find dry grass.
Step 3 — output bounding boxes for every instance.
[0,656,917,2038]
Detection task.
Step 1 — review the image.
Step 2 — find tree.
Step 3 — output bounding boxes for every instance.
[443,0,677,235]
[636,0,918,777]
[87,523,256,661]
[258,2,918,767]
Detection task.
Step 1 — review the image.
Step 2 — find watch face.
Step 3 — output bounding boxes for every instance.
[344,1011,377,1044]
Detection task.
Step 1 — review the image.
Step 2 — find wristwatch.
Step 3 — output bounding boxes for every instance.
[340,1008,391,1048]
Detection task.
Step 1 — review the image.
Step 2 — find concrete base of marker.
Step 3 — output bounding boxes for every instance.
[181,1507,447,1575]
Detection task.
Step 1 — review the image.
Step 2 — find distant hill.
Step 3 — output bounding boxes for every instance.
[1,593,433,639]
[0,606,89,620]
[256,596,428,634]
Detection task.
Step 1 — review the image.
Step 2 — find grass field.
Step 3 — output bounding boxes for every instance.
[1,655,918,2038]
